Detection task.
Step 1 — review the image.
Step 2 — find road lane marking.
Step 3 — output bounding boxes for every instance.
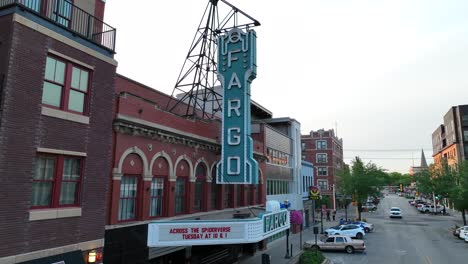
[424,255,432,264]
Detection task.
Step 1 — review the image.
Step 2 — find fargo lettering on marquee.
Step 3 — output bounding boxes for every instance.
[263,211,288,233]
[216,28,258,184]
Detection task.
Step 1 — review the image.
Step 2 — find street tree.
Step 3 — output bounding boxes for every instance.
[337,157,385,220]
[452,161,468,225]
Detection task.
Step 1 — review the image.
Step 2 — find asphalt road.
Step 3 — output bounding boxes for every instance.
[324,194,468,264]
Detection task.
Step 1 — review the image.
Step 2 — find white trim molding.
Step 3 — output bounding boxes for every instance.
[37,147,87,157]
[48,49,95,70]
[29,207,82,221]
[0,238,103,264]
[174,155,194,181]
[41,106,90,125]
[149,151,174,179]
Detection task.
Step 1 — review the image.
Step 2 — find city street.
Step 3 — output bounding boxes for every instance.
[324,194,467,264]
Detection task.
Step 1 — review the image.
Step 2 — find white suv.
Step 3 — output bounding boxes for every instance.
[389,207,402,218]
[421,205,443,214]
[325,224,366,239]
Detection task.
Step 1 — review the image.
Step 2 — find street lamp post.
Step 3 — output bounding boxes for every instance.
[320,196,324,234]
[284,199,291,259]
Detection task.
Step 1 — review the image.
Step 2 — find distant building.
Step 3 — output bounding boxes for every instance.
[301,161,314,228]
[301,129,344,210]
[409,150,429,175]
[432,105,468,167]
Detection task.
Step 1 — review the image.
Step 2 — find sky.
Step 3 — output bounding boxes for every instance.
[104,0,468,173]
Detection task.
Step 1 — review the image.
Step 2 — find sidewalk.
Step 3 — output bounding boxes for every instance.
[240,205,357,264]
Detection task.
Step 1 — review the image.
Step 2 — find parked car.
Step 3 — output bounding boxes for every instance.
[325,224,365,239]
[350,221,374,233]
[416,203,427,211]
[421,205,443,214]
[362,203,377,211]
[453,226,462,237]
[304,235,366,254]
[389,207,402,218]
[459,226,468,240]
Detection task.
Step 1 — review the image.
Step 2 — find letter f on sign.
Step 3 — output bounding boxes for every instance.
[228,49,241,67]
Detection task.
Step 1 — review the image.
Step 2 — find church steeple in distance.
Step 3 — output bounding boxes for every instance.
[420,149,428,168]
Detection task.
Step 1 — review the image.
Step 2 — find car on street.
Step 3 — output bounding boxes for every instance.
[459,226,468,240]
[350,221,374,233]
[453,226,462,237]
[362,202,377,211]
[325,224,365,239]
[304,235,366,254]
[389,207,402,218]
[421,205,444,214]
[416,203,428,212]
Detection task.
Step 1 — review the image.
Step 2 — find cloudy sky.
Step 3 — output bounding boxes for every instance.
[105,0,468,173]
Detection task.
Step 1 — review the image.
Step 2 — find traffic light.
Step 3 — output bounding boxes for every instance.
[399,183,403,192]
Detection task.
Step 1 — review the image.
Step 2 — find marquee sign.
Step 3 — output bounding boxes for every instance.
[216,28,258,184]
[147,209,290,247]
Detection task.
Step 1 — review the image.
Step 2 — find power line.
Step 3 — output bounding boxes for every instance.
[344,157,434,160]
[345,149,432,152]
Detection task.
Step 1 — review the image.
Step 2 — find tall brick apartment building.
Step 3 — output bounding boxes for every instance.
[301,129,344,210]
[0,1,116,263]
[432,105,468,167]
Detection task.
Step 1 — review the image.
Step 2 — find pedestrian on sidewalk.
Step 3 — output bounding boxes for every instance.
[326,210,331,221]
[332,210,336,221]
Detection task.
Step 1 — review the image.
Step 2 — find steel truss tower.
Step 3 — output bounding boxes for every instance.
[166,0,260,119]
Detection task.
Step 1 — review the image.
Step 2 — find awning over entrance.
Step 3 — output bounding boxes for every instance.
[148,207,290,247]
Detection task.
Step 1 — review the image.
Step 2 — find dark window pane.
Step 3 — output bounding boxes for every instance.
[150,178,164,217]
[119,176,138,221]
[59,182,77,205]
[63,158,80,180]
[194,181,203,211]
[31,182,52,206]
[175,178,186,214]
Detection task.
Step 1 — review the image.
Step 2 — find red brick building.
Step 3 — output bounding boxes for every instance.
[104,75,267,264]
[301,129,344,210]
[0,1,116,263]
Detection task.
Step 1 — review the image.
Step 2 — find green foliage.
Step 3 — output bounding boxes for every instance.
[415,159,468,225]
[301,249,325,264]
[337,157,387,220]
[386,172,412,186]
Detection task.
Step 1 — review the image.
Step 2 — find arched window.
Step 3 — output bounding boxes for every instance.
[175,159,190,215]
[193,163,207,212]
[119,153,143,222]
[150,157,169,218]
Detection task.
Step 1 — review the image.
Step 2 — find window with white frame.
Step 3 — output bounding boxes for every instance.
[317,180,328,190]
[316,153,327,163]
[316,140,327,150]
[317,167,328,176]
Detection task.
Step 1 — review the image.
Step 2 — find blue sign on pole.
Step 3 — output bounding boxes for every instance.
[216,28,258,184]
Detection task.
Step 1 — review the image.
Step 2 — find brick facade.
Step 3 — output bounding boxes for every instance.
[301,129,343,210]
[0,8,116,261]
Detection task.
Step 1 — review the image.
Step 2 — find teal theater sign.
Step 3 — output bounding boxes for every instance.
[216,28,258,184]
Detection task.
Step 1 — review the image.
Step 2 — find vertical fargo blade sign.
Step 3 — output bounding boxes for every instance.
[217,29,258,184]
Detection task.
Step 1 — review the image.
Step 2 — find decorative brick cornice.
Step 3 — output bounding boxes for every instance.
[113,120,221,152]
